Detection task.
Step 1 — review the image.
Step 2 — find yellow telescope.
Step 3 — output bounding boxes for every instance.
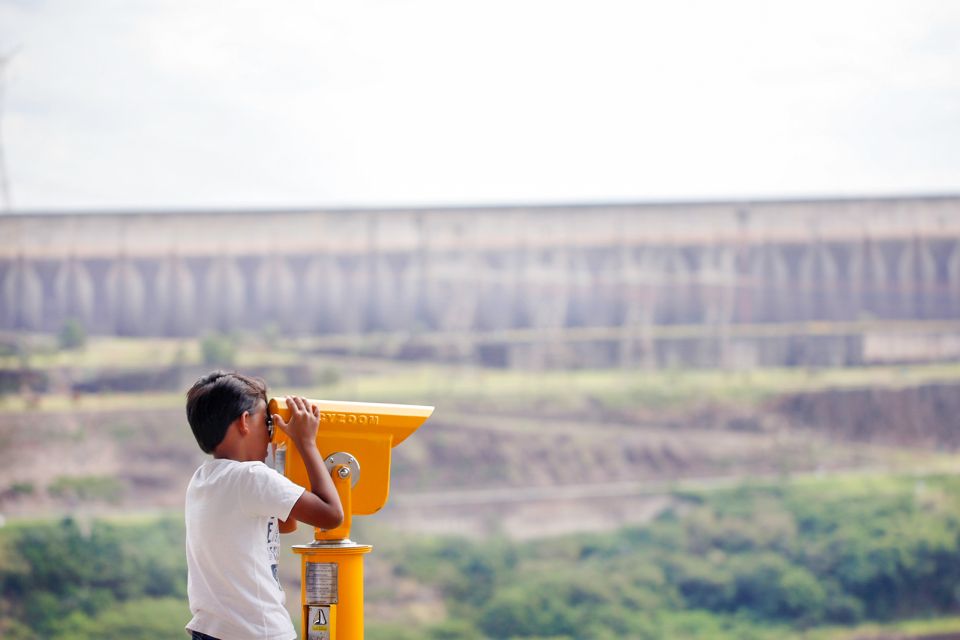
[268,398,434,640]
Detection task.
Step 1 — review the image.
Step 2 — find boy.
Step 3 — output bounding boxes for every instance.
[184,371,344,640]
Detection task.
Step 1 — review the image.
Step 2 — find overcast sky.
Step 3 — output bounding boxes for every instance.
[1,0,959,212]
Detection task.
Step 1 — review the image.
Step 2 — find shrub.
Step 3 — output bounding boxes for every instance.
[200,333,236,366]
[5,481,35,498]
[58,318,87,350]
[0,517,188,637]
[47,475,124,504]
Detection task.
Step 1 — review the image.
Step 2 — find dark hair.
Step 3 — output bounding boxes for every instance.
[185,371,268,453]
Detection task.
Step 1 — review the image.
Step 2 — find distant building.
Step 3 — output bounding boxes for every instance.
[2,195,959,368]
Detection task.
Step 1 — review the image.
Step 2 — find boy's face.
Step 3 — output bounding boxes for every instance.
[251,399,273,459]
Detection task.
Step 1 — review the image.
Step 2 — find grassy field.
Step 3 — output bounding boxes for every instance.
[3,334,960,414]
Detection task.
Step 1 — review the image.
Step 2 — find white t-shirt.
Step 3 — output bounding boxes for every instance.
[185,459,305,640]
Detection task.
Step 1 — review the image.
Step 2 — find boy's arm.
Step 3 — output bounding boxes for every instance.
[274,396,344,530]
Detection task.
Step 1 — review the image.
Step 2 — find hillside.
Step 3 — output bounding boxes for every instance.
[2,373,958,539]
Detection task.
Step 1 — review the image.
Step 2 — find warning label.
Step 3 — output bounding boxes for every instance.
[307,605,330,640]
[306,562,338,604]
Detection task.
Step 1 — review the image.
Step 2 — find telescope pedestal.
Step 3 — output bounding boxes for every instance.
[293,540,372,640]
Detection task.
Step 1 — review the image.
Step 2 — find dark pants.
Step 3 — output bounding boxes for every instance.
[190,632,220,640]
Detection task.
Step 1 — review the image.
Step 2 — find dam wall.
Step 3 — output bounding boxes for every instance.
[2,195,959,367]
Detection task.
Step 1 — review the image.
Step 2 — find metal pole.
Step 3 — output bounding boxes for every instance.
[0,47,20,212]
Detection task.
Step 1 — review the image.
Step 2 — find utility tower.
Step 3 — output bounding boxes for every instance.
[0,47,19,212]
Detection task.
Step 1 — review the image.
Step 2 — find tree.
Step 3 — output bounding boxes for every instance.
[201,333,236,366]
[58,318,86,350]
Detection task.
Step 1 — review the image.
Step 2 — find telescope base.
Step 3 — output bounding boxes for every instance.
[293,540,372,640]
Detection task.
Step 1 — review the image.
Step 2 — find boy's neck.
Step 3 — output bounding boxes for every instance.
[213,446,260,462]
[213,424,260,462]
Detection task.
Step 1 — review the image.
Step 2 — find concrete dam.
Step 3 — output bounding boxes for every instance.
[2,194,959,368]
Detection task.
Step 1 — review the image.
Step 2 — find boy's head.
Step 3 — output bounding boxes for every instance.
[186,371,268,454]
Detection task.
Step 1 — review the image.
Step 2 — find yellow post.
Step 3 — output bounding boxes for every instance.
[268,398,434,640]
[295,543,370,640]
[294,468,370,640]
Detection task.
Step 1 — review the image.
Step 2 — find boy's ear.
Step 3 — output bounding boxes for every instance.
[236,411,251,437]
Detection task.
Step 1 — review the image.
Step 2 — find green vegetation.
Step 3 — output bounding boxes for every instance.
[4,481,35,498]
[4,333,960,410]
[200,332,237,367]
[19,358,960,414]
[3,332,960,638]
[0,335,198,369]
[3,475,960,638]
[58,318,87,350]
[0,517,188,639]
[47,474,125,504]
[367,474,960,639]
[0,334,302,371]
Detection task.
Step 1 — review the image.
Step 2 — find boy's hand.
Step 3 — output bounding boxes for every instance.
[273,395,320,449]
[276,395,346,530]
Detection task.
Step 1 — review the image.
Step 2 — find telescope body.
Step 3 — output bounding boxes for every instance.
[267,397,433,640]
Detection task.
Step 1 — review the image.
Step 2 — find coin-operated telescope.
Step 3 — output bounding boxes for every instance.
[268,398,433,640]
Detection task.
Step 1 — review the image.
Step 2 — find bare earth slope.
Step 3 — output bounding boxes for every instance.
[2,381,957,539]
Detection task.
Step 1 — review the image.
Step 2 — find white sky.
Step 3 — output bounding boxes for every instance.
[1,0,959,211]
